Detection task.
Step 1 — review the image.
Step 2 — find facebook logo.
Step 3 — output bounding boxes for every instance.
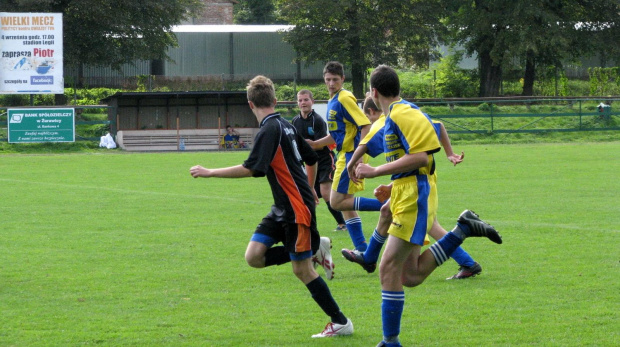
[31,76,54,85]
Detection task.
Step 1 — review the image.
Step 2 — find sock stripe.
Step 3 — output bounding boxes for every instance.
[345,217,362,225]
[382,291,405,301]
[353,197,360,210]
[372,230,387,243]
[429,243,448,265]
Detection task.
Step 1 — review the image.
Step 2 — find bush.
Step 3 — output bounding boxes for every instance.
[434,52,479,98]
[399,70,434,98]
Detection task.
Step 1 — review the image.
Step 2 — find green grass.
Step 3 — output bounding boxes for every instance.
[1,143,619,346]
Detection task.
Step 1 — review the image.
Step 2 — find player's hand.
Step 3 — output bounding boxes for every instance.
[447,151,464,166]
[347,161,360,183]
[190,165,210,178]
[355,163,377,179]
[374,184,392,203]
[305,139,317,150]
[313,191,320,205]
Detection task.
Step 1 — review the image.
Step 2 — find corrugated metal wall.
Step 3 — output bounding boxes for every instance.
[166,31,324,80]
[65,30,326,87]
[166,32,231,76]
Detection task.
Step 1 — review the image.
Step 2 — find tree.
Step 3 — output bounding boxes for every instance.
[445,0,619,97]
[0,0,203,70]
[234,0,281,24]
[277,0,446,98]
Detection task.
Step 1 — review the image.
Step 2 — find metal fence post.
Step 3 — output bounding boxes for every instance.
[490,102,494,133]
[579,100,582,129]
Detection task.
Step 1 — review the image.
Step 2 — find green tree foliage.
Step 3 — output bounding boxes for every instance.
[445,0,619,97]
[434,50,479,98]
[276,0,446,98]
[0,0,203,69]
[233,0,281,24]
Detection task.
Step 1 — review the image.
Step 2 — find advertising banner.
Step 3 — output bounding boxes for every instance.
[8,108,75,143]
[0,12,63,94]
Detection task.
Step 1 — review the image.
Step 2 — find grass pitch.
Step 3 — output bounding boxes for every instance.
[1,142,619,346]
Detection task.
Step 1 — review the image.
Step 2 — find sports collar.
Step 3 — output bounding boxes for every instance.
[260,113,280,127]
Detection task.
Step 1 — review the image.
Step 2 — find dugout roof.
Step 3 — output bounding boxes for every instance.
[101,91,257,132]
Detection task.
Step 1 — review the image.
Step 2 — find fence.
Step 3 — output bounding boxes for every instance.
[275,97,619,135]
[2,97,618,145]
[414,97,619,134]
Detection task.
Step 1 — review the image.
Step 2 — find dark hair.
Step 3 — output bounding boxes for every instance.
[247,75,276,108]
[370,65,400,98]
[323,61,344,77]
[363,96,379,114]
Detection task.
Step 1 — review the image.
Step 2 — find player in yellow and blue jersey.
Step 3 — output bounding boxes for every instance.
[354,65,502,347]
[343,96,486,280]
[306,61,383,252]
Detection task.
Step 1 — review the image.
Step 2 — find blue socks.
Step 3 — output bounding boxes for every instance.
[382,291,404,345]
[345,217,367,251]
[450,246,476,268]
[429,232,463,266]
[364,229,386,263]
[354,197,383,211]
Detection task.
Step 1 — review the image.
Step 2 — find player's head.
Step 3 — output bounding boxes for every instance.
[323,61,344,78]
[247,75,276,108]
[323,61,345,96]
[363,96,381,123]
[370,65,400,98]
[226,125,233,133]
[297,89,314,115]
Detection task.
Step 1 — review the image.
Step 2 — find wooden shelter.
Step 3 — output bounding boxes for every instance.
[102,91,258,151]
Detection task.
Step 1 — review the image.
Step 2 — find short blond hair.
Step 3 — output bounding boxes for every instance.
[247,75,276,108]
[297,89,313,99]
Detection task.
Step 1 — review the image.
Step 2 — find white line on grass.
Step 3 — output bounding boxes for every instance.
[0,178,262,204]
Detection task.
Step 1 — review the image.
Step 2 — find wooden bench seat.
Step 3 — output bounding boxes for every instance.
[116,129,255,151]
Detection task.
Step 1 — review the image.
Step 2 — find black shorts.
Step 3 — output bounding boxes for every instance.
[254,216,320,256]
[314,151,336,196]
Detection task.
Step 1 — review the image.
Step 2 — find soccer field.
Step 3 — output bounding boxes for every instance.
[1,142,619,346]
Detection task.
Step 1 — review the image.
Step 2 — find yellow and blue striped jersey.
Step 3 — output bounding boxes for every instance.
[360,114,386,158]
[326,89,371,153]
[384,99,440,180]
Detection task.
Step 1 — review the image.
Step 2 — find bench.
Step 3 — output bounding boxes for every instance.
[116,129,255,151]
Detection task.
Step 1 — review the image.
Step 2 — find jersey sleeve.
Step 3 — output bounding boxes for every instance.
[339,92,371,127]
[360,116,386,158]
[431,118,442,141]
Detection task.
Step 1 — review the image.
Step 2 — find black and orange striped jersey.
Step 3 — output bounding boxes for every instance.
[243,113,319,226]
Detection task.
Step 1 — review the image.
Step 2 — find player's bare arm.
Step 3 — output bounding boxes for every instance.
[190,164,253,178]
[306,134,335,150]
[359,124,370,142]
[347,144,368,184]
[438,122,464,166]
[355,151,429,179]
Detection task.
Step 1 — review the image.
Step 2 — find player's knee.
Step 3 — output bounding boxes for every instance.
[245,252,264,268]
[380,203,392,219]
[329,199,346,211]
[402,275,425,288]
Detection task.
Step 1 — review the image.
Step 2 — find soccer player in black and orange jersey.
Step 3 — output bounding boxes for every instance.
[190,75,353,338]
